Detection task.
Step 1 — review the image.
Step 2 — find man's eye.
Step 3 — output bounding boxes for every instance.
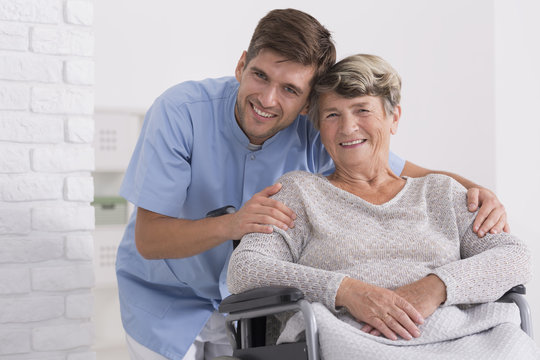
[284,87,297,95]
[254,72,266,80]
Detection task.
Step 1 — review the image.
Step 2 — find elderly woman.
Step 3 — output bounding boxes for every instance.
[227,54,537,359]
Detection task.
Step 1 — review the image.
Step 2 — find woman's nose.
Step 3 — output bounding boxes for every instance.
[340,113,359,134]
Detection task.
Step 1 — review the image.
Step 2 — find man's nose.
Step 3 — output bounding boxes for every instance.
[259,84,278,108]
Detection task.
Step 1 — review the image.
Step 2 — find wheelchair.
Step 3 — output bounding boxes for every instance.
[215,285,533,360]
[207,207,534,360]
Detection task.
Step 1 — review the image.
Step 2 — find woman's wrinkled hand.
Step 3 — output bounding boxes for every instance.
[358,275,446,338]
[394,275,446,319]
[336,277,424,341]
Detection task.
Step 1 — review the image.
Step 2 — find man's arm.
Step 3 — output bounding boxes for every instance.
[135,183,296,259]
[401,161,509,237]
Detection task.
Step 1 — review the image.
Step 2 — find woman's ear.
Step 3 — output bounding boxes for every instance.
[235,51,248,82]
[390,105,401,135]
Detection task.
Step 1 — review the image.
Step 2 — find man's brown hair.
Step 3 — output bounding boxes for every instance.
[246,8,336,87]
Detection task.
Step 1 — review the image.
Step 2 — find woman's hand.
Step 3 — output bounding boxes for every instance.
[336,277,424,341]
[359,275,446,337]
[394,275,446,319]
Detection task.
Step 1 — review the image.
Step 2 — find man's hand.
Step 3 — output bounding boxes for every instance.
[360,275,446,337]
[401,161,510,238]
[227,183,296,240]
[467,187,509,237]
[336,277,424,341]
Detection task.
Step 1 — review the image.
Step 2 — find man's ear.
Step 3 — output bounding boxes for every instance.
[299,102,309,115]
[235,51,248,82]
[390,104,401,135]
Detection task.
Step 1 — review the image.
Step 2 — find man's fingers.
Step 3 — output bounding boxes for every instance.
[489,214,507,234]
[258,183,282,197]
[472,207,489,235]
[261,198,296,221]
[467,188,480,212]
[475,207,505,237]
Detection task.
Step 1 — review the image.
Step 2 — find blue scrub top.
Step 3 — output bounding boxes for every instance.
[116,76,405,359]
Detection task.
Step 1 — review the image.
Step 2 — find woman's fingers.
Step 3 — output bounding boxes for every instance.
[389,309,421,338]
[395,296,424,325]
[361,324,374,333]
[338,279,423,341]
[369,296,423,340]
[370,317,399,341]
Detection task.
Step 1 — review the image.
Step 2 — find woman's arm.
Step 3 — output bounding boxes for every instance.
[228,228,424,341]
[227,172,423,341]
[227,224,347,311]
[430,179,531,305]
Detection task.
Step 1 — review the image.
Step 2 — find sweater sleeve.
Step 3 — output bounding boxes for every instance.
[431,178,531,305]
[227,172,346,311]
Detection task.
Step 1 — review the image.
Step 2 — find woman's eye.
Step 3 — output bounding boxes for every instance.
[326,113,338,118]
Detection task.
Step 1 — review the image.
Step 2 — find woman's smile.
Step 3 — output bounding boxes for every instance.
[340,139,367,147]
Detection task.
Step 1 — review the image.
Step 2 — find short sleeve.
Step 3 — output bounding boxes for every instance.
[119,96,194,218]
[389,151,405,175]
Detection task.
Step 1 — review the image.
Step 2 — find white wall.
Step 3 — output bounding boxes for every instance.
[95,0,496,189]
[94,0,539,348]
[495,0,540,341]
[0,0,96,358]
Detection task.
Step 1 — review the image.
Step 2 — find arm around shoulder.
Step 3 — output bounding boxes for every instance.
[135,207,234,259]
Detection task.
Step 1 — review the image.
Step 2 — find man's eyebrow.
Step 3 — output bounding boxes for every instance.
[250,66,305,95]
[250,66,266,76]
[285,83,304,95]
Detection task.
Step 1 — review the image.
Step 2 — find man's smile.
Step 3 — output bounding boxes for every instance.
[251,103,277,119]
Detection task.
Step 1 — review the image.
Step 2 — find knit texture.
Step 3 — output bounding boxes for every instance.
[227,171,536,359]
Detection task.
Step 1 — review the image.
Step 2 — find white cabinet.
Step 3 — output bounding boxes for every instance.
[92,110,142,287]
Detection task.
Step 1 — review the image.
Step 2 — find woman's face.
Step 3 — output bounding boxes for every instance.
[318,92,400,173]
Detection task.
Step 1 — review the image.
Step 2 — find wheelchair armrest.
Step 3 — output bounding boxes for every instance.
[503,284,526,295]
[498,284,533,338]
[206,205,236,217]
[219,286,304,314]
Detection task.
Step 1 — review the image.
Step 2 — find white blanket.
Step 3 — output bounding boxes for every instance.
[278,302,539,360]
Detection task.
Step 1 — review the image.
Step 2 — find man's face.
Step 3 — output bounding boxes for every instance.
[234,49,315,145]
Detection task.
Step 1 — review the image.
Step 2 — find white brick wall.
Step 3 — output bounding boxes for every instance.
[0,0,96,358]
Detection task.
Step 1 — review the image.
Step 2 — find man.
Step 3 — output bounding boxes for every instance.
[117,8,508,360]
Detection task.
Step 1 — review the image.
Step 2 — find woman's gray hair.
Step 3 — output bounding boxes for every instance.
[309,54,402,129]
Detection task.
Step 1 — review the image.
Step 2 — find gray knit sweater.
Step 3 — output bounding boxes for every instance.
[228,171,530,309]
[227,171,536,359]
